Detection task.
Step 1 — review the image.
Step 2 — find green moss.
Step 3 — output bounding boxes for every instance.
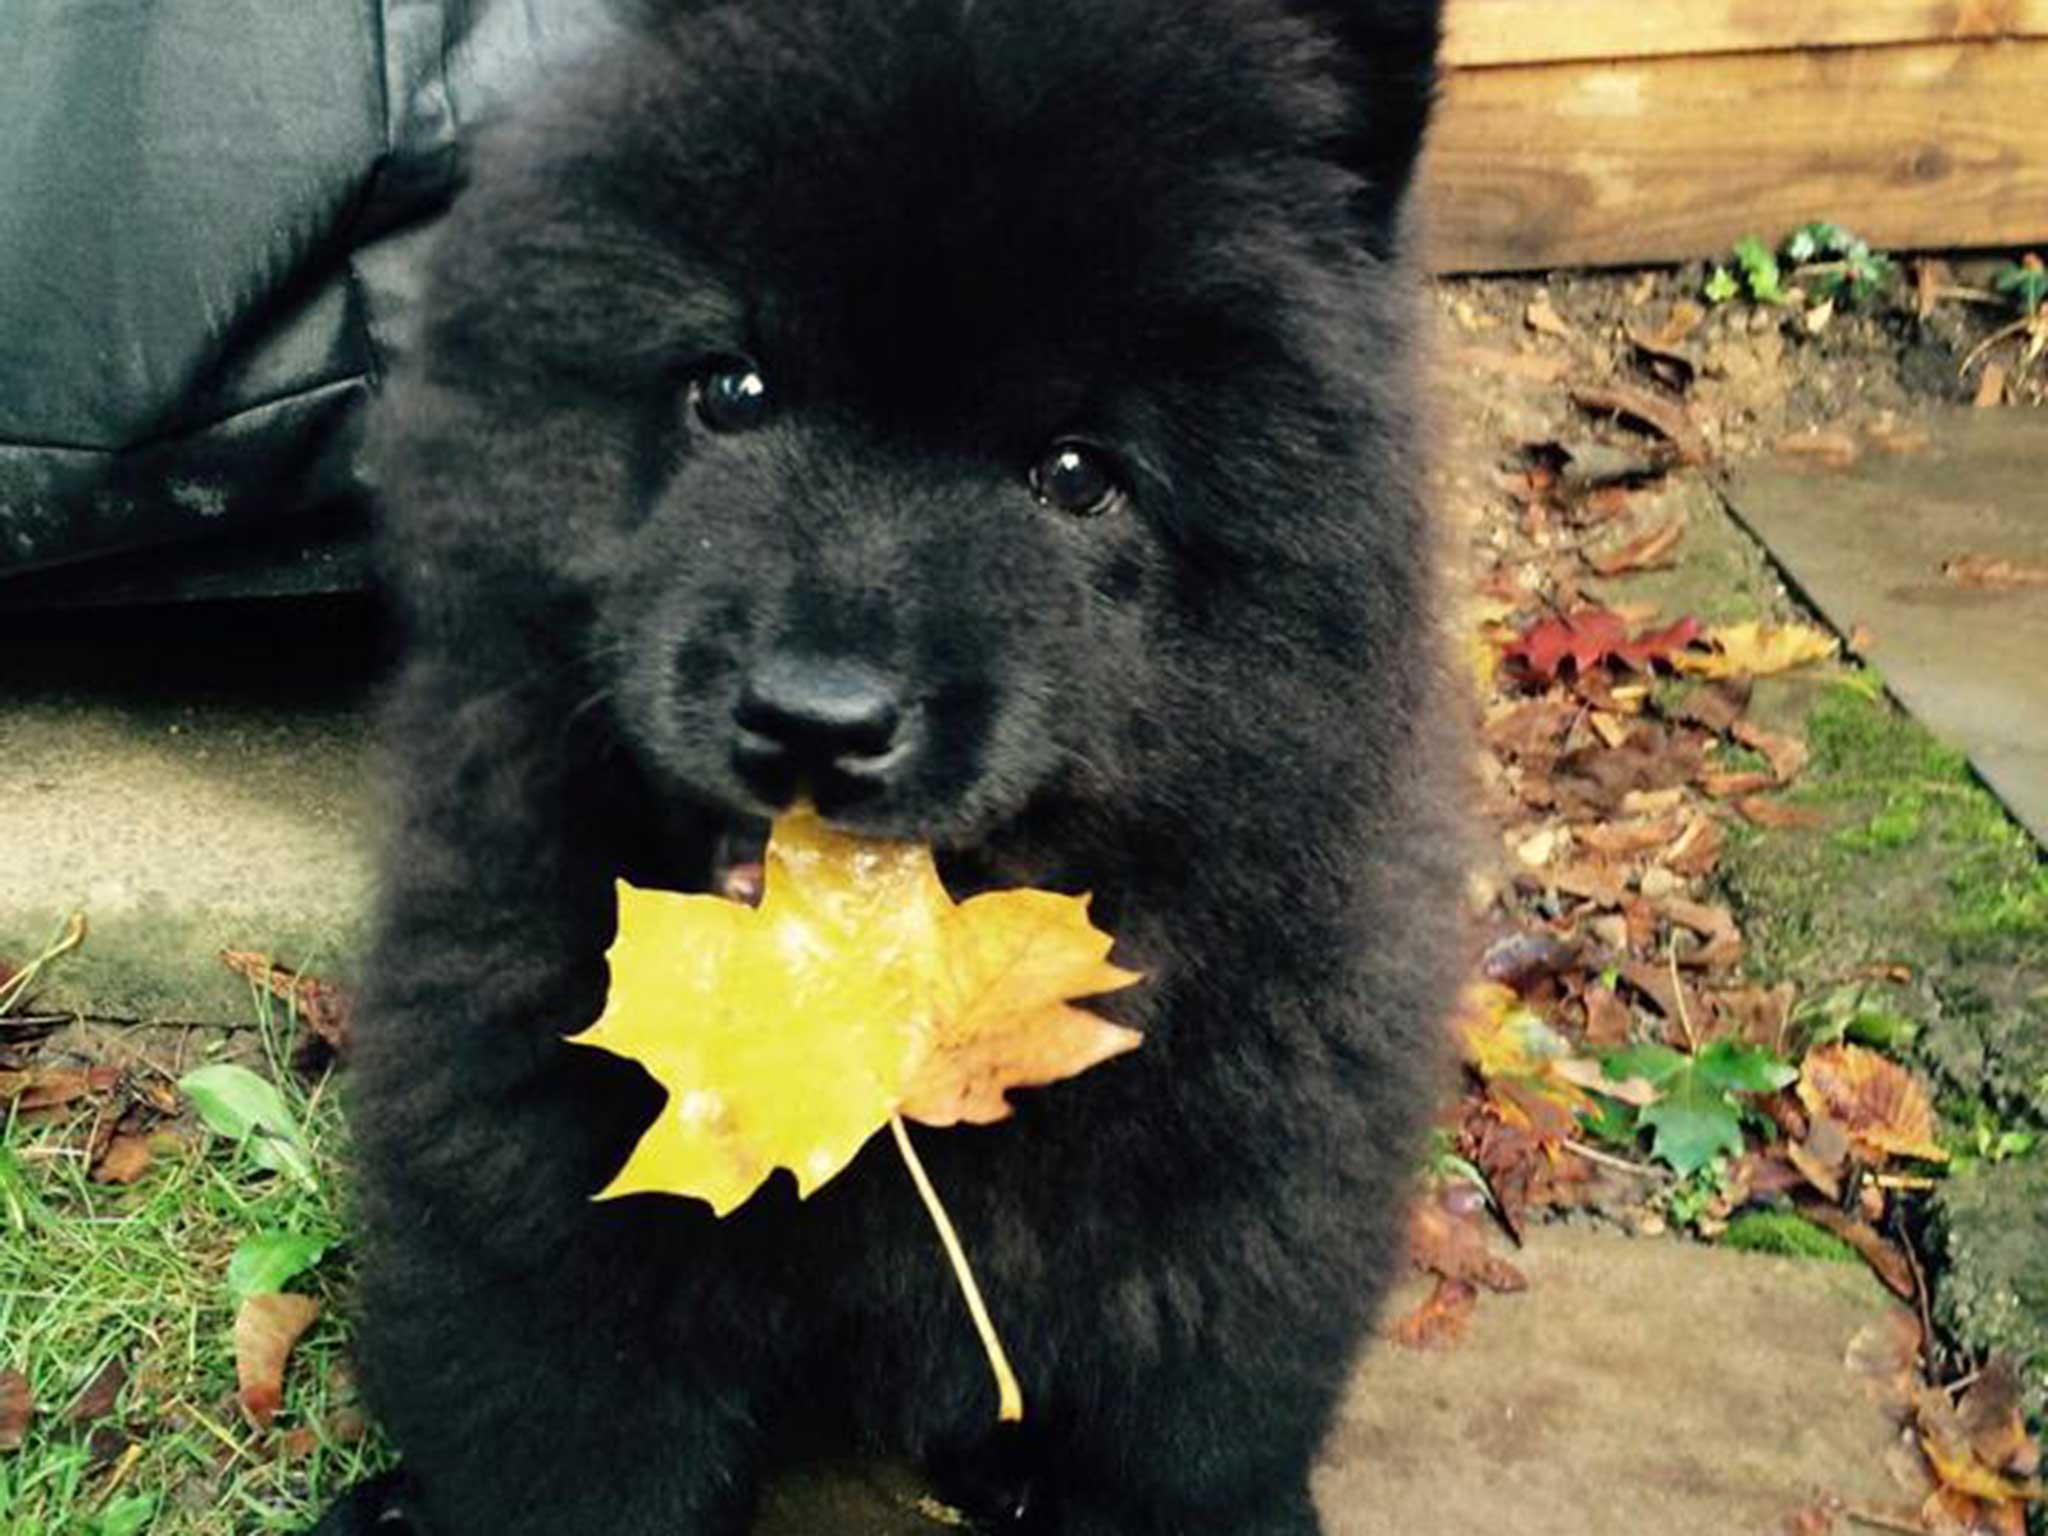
[1936,1158,2048,1418]
[1721,1210,1860,1264]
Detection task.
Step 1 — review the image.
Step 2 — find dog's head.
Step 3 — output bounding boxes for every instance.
[385,0,1441,845]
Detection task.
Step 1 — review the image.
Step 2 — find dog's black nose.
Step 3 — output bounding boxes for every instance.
[732,657,908,805]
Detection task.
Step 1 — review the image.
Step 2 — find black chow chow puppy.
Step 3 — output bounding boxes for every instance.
[329,1,1459,1532]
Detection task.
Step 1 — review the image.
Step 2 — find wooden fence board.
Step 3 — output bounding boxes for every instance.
[1420,39,2048,272]
[1442,0,2048,67]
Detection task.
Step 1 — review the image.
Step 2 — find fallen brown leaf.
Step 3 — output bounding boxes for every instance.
[1798,1203,1916,1299]
[1702,768,1779,799]
[1776,429,1860,469]
[1799,1044,1949,1164]
[1386,1275,1478,1350]
[67,1358,126,1424]
[90,1134,153,1186]
[235,1294,322,1432]
[1737,797,1830,831]
[1582,983,1633,1048]
[1662,816,1725,878]
[1955,1359,2041,1480]
[1577,813,1686,859]
[1405,1198,1527,1293]
[1733,720,1811,784]
[1941,555,2048,591]
[0,1369,30,1451]
[1570,382,1710,465]
[221,951,353,1059]
[1589,519,1687,577]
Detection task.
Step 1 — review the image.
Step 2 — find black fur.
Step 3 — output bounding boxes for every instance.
[340,2,1460,1532]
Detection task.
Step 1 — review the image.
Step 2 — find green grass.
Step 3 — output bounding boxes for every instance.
[0,1003,386,1536]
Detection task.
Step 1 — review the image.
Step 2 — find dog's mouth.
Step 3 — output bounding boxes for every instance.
[706,813,991,907]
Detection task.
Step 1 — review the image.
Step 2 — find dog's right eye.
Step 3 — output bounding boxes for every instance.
[692,363,771,433]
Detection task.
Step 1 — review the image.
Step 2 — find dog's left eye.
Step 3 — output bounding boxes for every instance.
[1030,442,1124,517]
[693,363,771,433]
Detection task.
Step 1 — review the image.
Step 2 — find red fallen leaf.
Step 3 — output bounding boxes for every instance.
[1386,1276,1478,1350]
[235,1294,322,1431]
[1502,609,1702,684]
[67,1358,126,1424]
[0,1369,30,1450]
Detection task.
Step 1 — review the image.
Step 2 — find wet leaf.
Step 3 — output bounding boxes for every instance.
[573,809,1141,1214]
[234,1293,322,1431]
[1797,1044,1948,1164]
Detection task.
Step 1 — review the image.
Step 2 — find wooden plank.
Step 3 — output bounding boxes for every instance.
[1443,0,2048,68]
[1420,39,2048,272]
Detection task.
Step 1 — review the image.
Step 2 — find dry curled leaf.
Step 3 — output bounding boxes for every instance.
[572,809,1141,1214]
[234,1293,322,1432]
[90,1133,153,1186]
[1798,1044,1948,1164]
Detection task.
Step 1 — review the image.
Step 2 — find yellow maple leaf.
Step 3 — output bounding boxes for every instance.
[569,808,1142,1216]
[1674,619,1837,679]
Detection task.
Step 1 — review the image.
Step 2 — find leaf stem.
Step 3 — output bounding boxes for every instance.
[888,1114,1024,1423]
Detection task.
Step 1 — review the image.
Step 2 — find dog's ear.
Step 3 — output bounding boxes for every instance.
[1287,0,1444,234]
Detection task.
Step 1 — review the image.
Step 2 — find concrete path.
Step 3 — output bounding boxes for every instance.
[1727,409,2048,843]
[754,1225,1908,1535]
[0,600,379,1022]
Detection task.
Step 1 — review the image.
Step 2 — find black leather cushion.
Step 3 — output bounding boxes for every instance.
[0,0,616,590]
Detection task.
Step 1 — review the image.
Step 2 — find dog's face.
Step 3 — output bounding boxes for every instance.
[411,0,1435,846]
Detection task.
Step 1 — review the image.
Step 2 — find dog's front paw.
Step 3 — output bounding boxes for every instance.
[308,1469,425,1536]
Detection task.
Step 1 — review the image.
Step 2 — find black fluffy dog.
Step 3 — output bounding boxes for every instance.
[330,2,1459,1532]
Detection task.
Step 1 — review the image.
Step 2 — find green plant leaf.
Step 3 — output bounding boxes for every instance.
[227,1230,330,1304]
[1992,260,2048,316]
[177,1064,316,1189]
[1733,235,1786,304]
[1704,267,1740,305]
[1689,1039,1798,1095]
[88,1493,158,1536]
[1639,1075,1747,1175]
[1600,1043,1689,1087]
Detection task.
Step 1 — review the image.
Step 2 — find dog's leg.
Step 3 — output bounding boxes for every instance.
[343,650,776,1536]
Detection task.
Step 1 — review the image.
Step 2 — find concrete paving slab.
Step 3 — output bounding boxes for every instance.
[0,600,381,1022]
[753,1225,1908,1535]
[1726,410,2048,843]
